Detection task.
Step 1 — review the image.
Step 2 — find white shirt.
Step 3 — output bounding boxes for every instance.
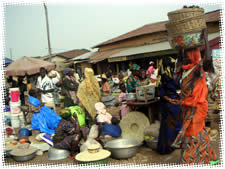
[36,75,54,103]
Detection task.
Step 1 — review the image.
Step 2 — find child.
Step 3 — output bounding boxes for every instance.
[118,83,130,119]
[101,117,122,138]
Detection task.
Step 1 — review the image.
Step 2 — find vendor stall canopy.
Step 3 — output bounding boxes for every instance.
[4,57,13,67]
[6,56,56,76]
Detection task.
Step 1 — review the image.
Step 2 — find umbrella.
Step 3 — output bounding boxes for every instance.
[6,56,56,76]
[4,57,13,67]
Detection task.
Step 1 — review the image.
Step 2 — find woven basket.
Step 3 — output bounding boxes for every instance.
[166,15,206,36]
[168,8,205,23]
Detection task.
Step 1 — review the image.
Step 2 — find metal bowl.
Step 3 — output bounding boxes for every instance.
[10,151,37,162]
[48,147,70,160]
[104,138,142,159]
[145,139,158,150]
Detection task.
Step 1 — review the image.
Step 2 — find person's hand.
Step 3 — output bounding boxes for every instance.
[172,99,182,105]
[73,113,78,119]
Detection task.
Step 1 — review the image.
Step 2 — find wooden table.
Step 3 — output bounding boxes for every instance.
[127,98,160,123]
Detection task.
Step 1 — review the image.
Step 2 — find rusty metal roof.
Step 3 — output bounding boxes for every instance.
[92,9,221,48]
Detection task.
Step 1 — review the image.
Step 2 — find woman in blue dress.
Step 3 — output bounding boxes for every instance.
[157,73,182,154]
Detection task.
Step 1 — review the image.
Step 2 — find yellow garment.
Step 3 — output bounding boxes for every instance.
[77,68,101,119]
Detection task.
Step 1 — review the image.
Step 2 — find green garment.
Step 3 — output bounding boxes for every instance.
[61,77,79,107]
[66,106,86,127]
[126,75,141,93]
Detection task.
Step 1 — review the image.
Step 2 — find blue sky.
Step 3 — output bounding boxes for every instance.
[4,2,222,60]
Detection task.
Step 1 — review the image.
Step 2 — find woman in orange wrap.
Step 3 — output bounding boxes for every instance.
[171,29,217,164]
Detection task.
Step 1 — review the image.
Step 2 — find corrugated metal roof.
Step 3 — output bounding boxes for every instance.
[92,9,221,48]
[89,49,125,63]
[71,52,95,61]
[107,32,220,61]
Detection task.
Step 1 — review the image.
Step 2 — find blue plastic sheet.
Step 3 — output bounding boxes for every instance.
[32,106,62,135]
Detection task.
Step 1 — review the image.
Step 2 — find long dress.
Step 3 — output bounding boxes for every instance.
[61,76,79,108]
[157,79,182,154]
[172,49,217,164]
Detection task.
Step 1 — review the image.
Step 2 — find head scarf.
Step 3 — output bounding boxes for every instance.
[64,68,73,75]
[77,68,101,119]
[29,96,41,107]
[130,64,140,71]
[182,48,201,70]
[149,61,154,65]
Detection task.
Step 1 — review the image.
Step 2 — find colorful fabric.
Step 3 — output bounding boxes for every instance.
[211,76,221,102]
[77,68,101,119]
[102,82,111,96]
[172,48,217,164]
[126,75,141,93]
[61,75,79,107]
[172,107,216,164]
[118,92,130,118]
[130,64,140,71]
[146,66,155,76]
[169,32,202,49]
[53,119,78,150]
[157,79,182,154]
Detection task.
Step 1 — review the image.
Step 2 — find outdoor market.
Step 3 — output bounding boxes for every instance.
[2,5,222,166]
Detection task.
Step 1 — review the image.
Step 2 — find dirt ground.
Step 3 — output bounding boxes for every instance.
[3,123,222,166]
[3,102,222,166]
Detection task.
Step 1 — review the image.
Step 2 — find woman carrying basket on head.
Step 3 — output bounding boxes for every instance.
[171,28,217,164]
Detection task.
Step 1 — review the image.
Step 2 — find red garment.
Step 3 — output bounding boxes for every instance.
[181,49,208,136]
[182,48,201,70]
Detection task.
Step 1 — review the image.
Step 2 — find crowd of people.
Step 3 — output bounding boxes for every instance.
[4,27,221,164]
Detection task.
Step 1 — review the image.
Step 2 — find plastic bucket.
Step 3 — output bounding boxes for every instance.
[10,88,20,102]
[11,116,20,128]
[10,101,21,116]
[19,114,25,127]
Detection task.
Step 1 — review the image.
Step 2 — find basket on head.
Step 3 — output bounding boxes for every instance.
[166,7,206,49]
[167,8,205,23]
[166,15,206,37]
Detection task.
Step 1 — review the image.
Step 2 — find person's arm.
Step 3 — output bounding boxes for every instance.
[202,28,215,73]
[70,113,80,134]
[64,78,79,91]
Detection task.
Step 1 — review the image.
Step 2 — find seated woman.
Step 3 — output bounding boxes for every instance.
[95,102,121,138]
[101,117,122,138]
[28,95,82,158]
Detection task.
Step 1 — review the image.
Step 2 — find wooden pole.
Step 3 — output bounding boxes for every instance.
[44,3,52,61]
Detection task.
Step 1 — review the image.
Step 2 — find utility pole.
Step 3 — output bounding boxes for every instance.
[44,3,52,62]
[10,48,13,60]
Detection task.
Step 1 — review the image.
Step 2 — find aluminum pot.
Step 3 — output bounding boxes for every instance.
[48,147,70,160]
[145,139,158,150]
[104,138,142,159]
[10,151,37,162]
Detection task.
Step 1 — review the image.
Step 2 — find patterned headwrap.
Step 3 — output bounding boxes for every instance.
[130,64,140,71]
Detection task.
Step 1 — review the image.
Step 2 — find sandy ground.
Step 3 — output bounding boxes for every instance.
[3,102,222,166]
[3,129,222,166]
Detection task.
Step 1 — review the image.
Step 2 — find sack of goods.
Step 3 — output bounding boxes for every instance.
[166,7,206,49]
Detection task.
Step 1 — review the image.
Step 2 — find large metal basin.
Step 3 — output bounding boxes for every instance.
[10,151,37,162]
[104,138,142,159]
[48,147,70,160]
